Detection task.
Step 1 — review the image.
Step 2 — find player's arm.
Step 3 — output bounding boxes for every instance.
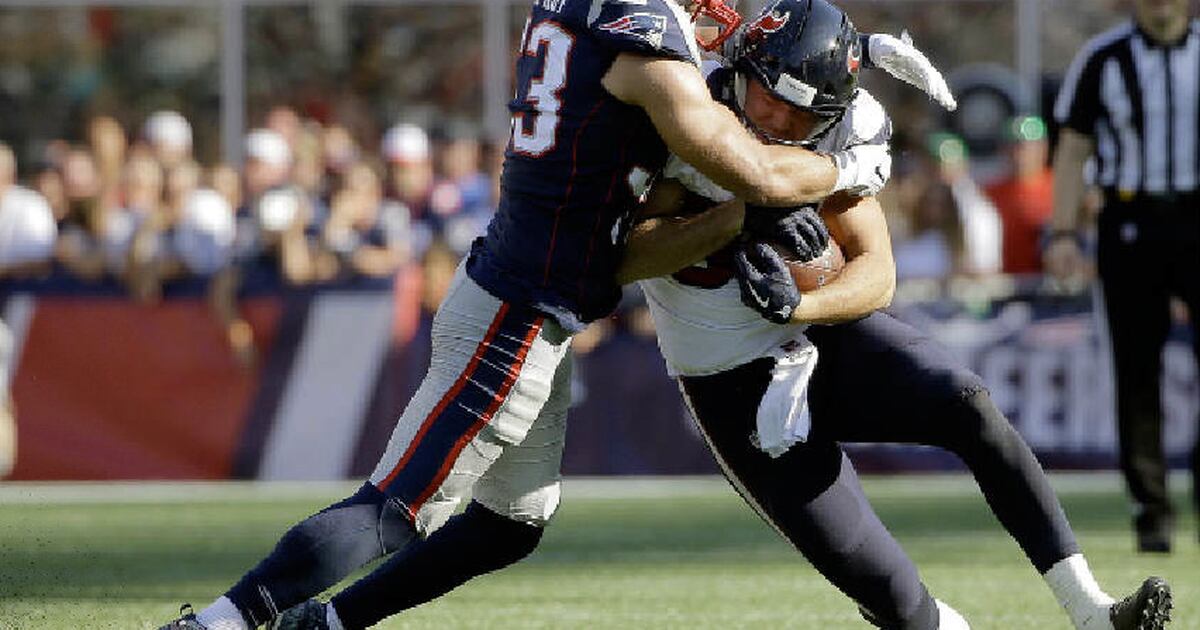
[789,192,894,324]
[603,55,867,206]
[615,178,744,285]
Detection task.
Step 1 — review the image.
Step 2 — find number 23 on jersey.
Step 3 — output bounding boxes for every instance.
[511,21,575,157]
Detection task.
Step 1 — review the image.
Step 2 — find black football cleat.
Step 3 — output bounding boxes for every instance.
[157,604,209,630]
[1110,577,1172,630]
[270,599,330,630]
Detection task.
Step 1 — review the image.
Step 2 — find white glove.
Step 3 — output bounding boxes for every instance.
[868,32,957,111]
[831,143,892,197]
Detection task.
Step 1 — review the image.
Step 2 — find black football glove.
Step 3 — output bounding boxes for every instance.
[742,204,830,263]
[733,241,801,325]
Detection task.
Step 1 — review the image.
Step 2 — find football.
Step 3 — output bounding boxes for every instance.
[770,239,846,292]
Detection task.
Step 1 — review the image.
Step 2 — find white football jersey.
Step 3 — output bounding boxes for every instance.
[639,87,891,377]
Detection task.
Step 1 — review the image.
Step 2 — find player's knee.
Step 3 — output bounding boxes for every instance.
[323,482,415,553]
[462,501,545,567]
[475,480,561,528]
[940,389,1019,458]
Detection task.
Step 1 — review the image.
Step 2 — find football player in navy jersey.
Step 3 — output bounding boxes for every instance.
[158,1,903,629]
[617,1,1173,628]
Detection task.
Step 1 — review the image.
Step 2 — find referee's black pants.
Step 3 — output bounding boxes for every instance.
[1097,194,1200,521]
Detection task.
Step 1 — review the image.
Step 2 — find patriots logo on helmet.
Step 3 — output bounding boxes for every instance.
[599,12,667,49]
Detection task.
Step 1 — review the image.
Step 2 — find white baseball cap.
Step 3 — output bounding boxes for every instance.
[245,128,292,167]
[382,124,430,164]
[144,110,193,150]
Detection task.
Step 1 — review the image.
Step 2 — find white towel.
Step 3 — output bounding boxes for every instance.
[754,343,819,458]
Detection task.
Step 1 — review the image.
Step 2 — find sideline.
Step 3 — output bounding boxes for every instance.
[0,471,1159,505]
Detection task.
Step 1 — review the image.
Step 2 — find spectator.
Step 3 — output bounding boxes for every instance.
[250,187,316,286]
[32,167,68,227]
[985,116,1055,274]
[87,115,128,209]
[123,160,205,300]
[435,126,490,215]
[119,154,168,299]
[174,188,236,278]
[208,164,242,211]
[228,128,318,287]
[291,126,330,222]
[433,127,494,253]
[0,143,56,278]
[319,162,408,280]
[142,110,193,169]
[54,148,109,280]
[892,134,1002,279]
[322,124,360,182]
[244,128,293,204]
[265,105,303,152]
[381,123,433,220]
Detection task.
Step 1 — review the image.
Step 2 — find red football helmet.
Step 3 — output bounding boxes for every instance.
[690,0,743,51]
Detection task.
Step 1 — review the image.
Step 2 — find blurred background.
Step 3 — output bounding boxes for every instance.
[0,0,1193,482]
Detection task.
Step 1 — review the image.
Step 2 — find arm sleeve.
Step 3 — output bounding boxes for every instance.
[588,0,699,65]
[1054,45,1105,136]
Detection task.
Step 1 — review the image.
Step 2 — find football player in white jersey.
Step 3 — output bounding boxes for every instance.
[617,1,1173,628]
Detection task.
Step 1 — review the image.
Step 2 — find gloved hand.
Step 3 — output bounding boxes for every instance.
[742,204,829,263]
[830,143,892,197]
[864,32,957,111]
[733,241,801,325]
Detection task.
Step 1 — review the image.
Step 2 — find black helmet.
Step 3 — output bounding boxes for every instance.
[730,0,861,143]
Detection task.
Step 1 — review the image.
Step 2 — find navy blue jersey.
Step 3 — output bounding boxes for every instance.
[467,0,700,330]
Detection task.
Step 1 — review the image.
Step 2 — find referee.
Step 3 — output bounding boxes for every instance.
[1048,0,1199,553]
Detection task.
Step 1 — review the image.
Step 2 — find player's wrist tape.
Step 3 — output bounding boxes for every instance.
[830,152,858,193]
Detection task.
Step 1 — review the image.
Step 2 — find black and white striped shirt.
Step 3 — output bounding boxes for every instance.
[1055,20,1200,196]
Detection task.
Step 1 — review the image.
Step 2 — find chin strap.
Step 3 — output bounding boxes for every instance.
[690,0,743,51]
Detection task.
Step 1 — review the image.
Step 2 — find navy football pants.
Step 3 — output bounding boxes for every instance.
[680,311,1079,628]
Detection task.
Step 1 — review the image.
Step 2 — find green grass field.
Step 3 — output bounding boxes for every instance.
[0,474,1195,629]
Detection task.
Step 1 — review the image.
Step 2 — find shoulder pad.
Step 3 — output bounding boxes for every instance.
[588,0,701,65]
[819,89,891,153]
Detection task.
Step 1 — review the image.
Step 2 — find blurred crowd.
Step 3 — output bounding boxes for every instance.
[0,107,502,361]
[0,105,1091,319]
[883,115,1091,284]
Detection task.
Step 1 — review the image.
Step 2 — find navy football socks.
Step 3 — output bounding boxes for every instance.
[225,483,413,626]
[331,501,544,630]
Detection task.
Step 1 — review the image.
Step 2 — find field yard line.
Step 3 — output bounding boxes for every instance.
[0,471,1170,505]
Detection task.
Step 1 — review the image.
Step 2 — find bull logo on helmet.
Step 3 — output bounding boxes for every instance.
[746,9,790,43]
